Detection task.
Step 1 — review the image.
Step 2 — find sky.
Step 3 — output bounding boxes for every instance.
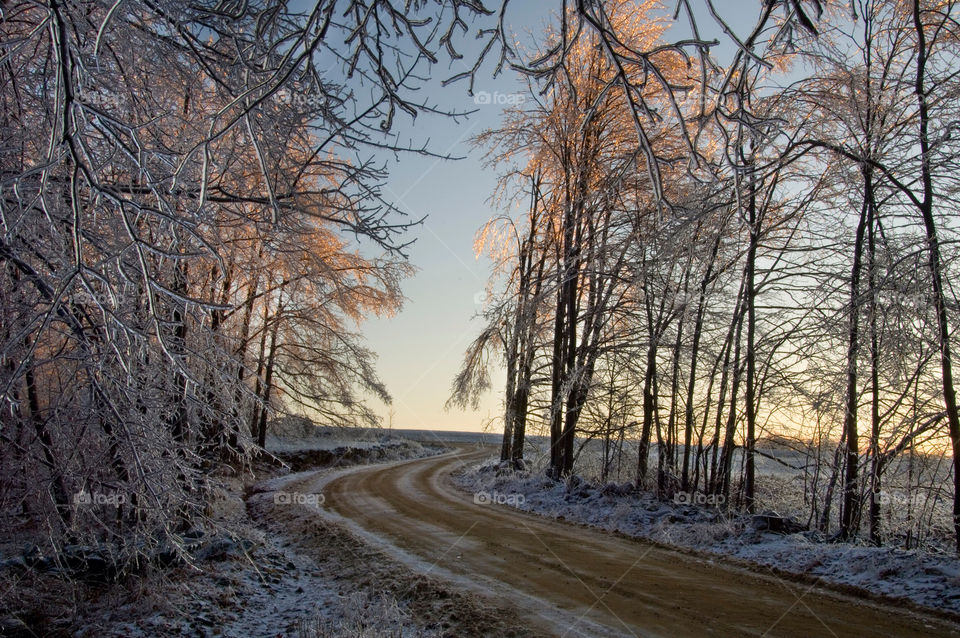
[358,2,760,433]
[360,4,548,433]
[359,92,517,434]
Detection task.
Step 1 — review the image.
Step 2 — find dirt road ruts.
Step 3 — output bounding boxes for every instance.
[304,446,960,637]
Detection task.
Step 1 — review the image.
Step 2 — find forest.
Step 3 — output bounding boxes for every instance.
[450,0,960,554]
[2,0,959,606]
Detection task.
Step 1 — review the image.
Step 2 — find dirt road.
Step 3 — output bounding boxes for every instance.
[302,446,960,637]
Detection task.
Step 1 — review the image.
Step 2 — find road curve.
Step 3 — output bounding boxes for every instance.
[313,446,959,637]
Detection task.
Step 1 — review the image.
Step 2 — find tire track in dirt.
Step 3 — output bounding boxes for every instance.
[305,446,960,637]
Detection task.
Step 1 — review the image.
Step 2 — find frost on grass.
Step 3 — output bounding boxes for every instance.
[0,432,455,637]
[299,591,439,638]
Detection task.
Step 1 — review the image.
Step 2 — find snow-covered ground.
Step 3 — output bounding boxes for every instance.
[262,422,441,472]
[265,434,388,453]
[511,436,955,553]
[70,463,461,637]
[1,427,490,638]
[453,457,960,616]
[263,419,415,453]
[9,425,956,635]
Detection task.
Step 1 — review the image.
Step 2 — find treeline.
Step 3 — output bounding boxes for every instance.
[451,0,960,551]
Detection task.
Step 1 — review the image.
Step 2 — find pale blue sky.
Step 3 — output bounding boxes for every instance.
[363,44,526,432]
[359,2,760,432]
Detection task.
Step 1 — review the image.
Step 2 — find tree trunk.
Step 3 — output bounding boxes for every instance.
[667,280,687,488]
[256,295,284,448]
[249,289,272,438]
[637,341,658,489]
[501,348,517,462]
[867,185,883,545]
[840,188,870,539]
[683,230,721,492]
[911,0,960,554]
[744,178,758,513]
[718,290,746,499]
[549,263,567,477]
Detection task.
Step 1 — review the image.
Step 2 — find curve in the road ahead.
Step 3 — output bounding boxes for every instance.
[314,446,959,638]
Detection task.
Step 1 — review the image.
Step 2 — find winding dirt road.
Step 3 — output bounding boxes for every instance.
[307,446,960,637]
